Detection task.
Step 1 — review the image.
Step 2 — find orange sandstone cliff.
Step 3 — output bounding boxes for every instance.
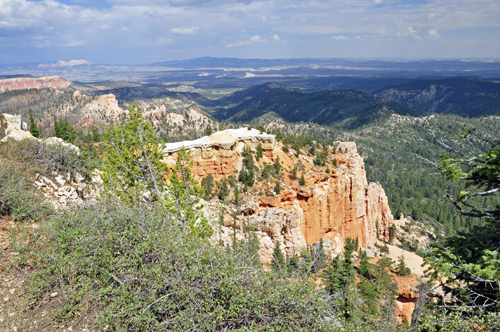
[0,76,71,93]
[163,128,395,262]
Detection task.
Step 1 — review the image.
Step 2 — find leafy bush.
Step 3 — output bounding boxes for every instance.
[27,198,333,331]
[0,161,54,221]
[0,139,99,179]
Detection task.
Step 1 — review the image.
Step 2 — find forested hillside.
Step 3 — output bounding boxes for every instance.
[375,77,500,116]
[246,113,500,236]
[213,84,414,127]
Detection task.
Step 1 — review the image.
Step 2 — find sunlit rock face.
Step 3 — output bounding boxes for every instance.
[164,129,395,263]
[0,113,32,142]
[0,76,71,93]
[162,128,275,179]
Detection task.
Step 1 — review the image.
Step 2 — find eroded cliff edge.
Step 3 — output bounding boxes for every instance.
[0,76,71,93]
[163,128,394,263]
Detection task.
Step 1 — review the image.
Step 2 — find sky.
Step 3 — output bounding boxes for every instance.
[0,0,499,64]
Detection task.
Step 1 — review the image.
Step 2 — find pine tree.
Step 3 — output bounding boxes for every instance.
[299,174,306,186]
[256,142,263,161]
[359,251,371,278]
[271,241,286,273]
[288,254,299,273]
[218,178,229,201]
[396,255,411,276]
[102,104,169,205]
[201,174,214,200]
[290,165,298,180]
[273,156,282,174]
[274,181,282,194]
[233,185,240,206]
[28,109,41,138]
[204,125,213,136]
[239,146,255,187]
[169,147,213,238]
[54,118,77,142]
[102,103,212,238]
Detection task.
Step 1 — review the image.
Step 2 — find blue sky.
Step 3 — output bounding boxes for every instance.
[0,0,499,64]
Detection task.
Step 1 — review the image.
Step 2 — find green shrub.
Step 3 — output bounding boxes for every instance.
[27,198,333,331]
[0,161,54,221]
[0,139,99,179]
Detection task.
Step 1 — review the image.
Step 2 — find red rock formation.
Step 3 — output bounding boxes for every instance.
[0,76,71,93]
[164,130,395,259]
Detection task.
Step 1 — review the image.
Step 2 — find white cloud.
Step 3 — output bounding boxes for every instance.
[428,29,439,39]
[168,0,213,7]
[397,27,422,40]
[225,40,252,47]
[0,0,500,62]
[171,27,198,34]
[250,35,264,42]
[333,35,348,40]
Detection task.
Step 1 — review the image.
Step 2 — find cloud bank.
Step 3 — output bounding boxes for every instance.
[0,0,498,63]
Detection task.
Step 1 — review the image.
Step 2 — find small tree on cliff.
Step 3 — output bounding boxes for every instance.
[102,103,211,238]
[299,174,306,186]
[28,109,42,138]
[204,125,213,136]
[201,174,214,200]
[256,142,263,161]
[54,118,77,142]
[102,104,169,205]
[358,251,371,278]
[272,241,286,274]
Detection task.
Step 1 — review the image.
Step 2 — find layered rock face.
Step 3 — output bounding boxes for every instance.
[0,76,71,93]
[163,128,275,179]
[0,113,32,142]
[165,129,395,261]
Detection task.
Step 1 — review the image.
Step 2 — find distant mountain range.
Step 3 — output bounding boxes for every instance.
[205,77,500,127]
[2,56,500,83]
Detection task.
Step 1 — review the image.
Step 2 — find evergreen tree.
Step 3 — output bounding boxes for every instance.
[102,103,212,238]
[274,181,282,195]
[169,147,213,238]
[290,165,298,180]
[359,251,371,278]
[256,142,263,161]
[273,156,282,174]
[261,165,271,179]
[312,239,326,273]
[271,241,286,273]
[299,174,306,186]
[201,174,214,200]
[288,254,299,273]
[218,178,229,201]
[300,246,313,274]
[102,104,169,205]
[239,146,255,187]
[204,125,213,136]
[233,185,240,206]
[54,118,77,142]
[396,255,411,276]
[28,109,42,138]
